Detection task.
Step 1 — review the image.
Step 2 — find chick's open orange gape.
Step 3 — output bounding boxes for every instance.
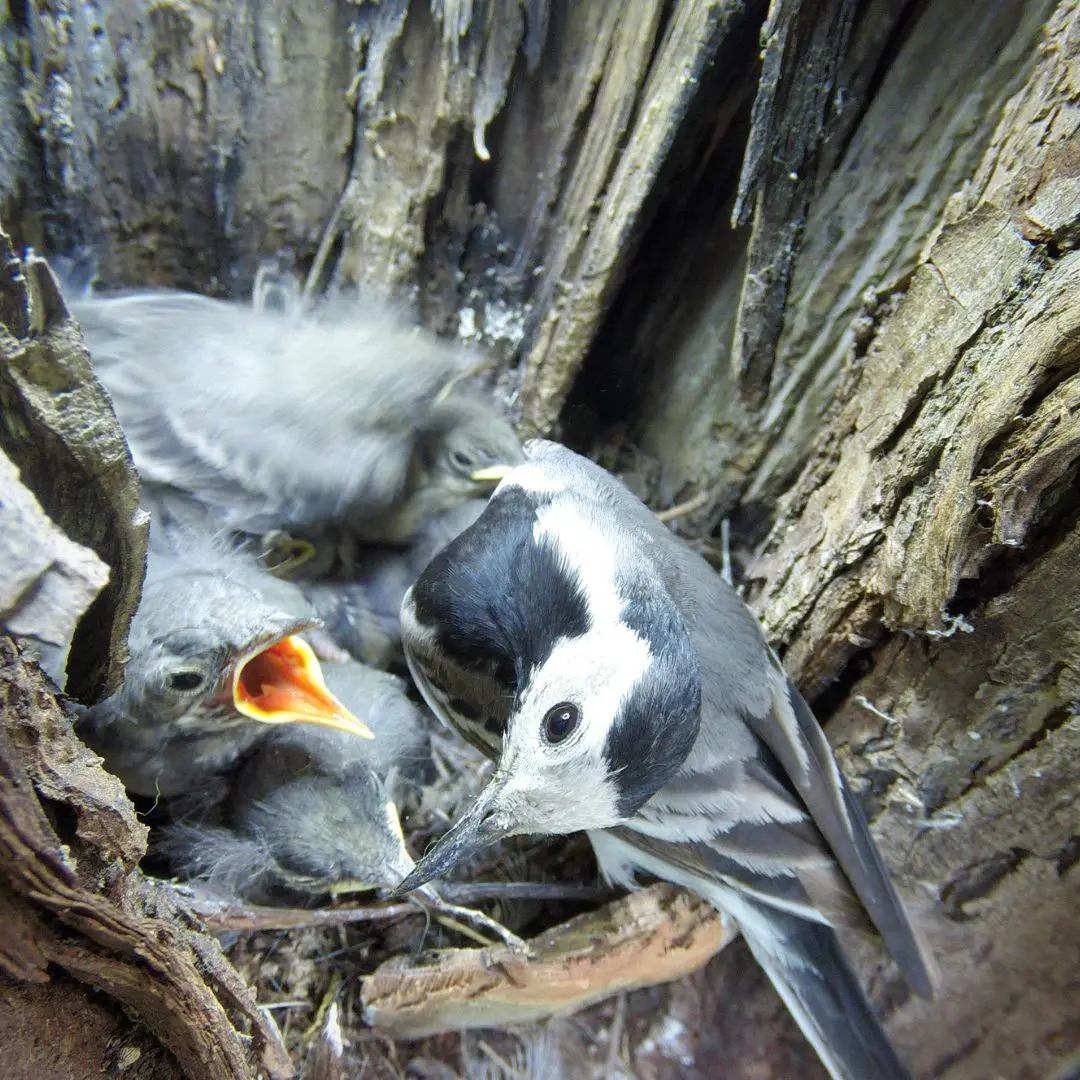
[233,633,373,739]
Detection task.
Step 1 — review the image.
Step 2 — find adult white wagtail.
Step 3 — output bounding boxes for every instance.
[392,440,934,1080]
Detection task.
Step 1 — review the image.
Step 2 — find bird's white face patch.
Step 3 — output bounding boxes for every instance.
[493,494,656,833]
[532,498,627,625]
[513,624,653,757]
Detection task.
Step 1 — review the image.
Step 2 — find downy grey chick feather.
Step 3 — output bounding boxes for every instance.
[73,289,522,542]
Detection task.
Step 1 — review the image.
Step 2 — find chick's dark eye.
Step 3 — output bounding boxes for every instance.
[448,448,475,473]
[543,702,580,744]
[168,670,205,693]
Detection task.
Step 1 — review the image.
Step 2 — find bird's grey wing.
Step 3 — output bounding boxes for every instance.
[79,293,450,531]
[746,661,936,998]
[400,590,510,761]
[619,753,867,930]
[591,824,915,1080]
[742,906,915,1080]
[654,606,933,995]
[78,295,284,526]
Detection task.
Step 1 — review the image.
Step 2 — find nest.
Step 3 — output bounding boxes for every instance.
[174,719,736,1078]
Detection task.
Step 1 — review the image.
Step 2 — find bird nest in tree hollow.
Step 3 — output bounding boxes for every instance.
[179,723,736,1077]
[0,244,741,1079]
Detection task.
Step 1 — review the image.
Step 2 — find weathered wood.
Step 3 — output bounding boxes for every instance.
[0,446,109,679]
[21,0,355,291]
[751,0,1080,688]
[360,883,734,1038]
[729,0,859,406]
[0,233,147,702]
[829,525,1080,1079]
[0,635,294,1080]
[0,12,37,225]
[621,0,1051,516]
[743,0,1058,506]
[731,5,1080,1075]
[517,0,749,437]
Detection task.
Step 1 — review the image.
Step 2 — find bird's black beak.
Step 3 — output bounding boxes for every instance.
[390,780,512,897]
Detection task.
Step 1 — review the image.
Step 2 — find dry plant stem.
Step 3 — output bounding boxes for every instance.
[440,882,610,904]
[654,491,711,523]
[605,992,628,1079]
[420,894,529,954]
[183,880,604,936]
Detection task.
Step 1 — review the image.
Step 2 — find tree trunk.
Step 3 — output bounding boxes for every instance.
[1,1,1077,1078]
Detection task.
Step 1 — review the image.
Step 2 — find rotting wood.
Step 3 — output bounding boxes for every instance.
[623,0,1050,517]
[750,0,1080,691]
[360,883,734,1038]
[19,0,356,290]
[828,520,1080,1080]
[0,976,185,1080]
[516,0,748,437]
[0,232,147,702]
[324,0,556,301]
[742,0,1057,507]
[0,446,109,680]
[0,635,294,1080]
[728,0,859,407]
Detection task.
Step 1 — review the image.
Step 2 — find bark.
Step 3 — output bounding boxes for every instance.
[0,1,1076,1077]
[0,241,292,1078]
[0,234,147,702]
[360,884,734,1038]
[0,634,294,1080]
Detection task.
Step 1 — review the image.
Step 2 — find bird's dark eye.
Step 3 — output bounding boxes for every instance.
[542,702,580,744]
[448,447,476,474]
[167,670,205,693]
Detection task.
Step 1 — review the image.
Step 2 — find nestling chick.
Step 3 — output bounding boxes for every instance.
[301,498,491,664]
[159,661,527,949]
[78,526,373,798]
[160,665,433,902]
[72,289,522,542]
[395,440,935,1080]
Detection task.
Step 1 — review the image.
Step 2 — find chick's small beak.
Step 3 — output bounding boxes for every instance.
[469,464,511,484]
[390,780,511,897]
[232,634,373,739]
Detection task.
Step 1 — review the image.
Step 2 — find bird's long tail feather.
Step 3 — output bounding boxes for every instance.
[741,903,913,1080]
